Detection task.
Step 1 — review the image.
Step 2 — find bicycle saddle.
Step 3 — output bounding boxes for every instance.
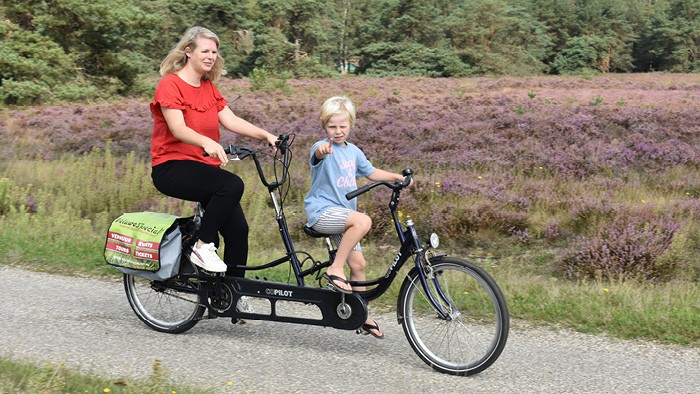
[303,225,327,238]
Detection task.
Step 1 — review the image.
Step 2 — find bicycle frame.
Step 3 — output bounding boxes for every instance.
[191,135,453,321]
[341,176,455,319]
[193,134,453,323]
[124,134,509,376]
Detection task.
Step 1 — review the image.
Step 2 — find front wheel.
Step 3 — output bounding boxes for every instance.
[397,256,509,376]
[123,261,205,334]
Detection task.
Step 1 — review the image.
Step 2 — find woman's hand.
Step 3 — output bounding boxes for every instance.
[202,138,229,165]
[265,133,279,152]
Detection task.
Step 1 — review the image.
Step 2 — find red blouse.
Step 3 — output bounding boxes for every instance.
[150,73,228,166]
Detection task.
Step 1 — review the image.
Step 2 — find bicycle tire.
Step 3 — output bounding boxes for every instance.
[123,261,205,334]
[397,256,509,376]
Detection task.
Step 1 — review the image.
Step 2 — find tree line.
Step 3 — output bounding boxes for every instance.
[1,0,698,105]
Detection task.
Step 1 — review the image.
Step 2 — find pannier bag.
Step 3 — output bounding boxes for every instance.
[104,212,183,281]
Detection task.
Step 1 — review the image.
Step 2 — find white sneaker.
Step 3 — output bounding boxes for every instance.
[236,296,261,325]
[189,242,227,273]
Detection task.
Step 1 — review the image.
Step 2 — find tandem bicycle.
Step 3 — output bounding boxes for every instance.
[120,134,509,376]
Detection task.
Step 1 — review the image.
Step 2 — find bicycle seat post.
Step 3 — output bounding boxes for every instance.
[324,237,334,252]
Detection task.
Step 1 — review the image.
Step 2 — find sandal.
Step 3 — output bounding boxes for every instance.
[322,273,352,294]
[357,319,384,339]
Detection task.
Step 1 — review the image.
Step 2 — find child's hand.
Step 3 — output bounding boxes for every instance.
[318,141,334,157]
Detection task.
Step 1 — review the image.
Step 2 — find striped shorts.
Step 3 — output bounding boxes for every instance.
[312,207,362,252]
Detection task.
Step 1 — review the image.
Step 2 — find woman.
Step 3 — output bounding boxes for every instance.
[150,26,277,282]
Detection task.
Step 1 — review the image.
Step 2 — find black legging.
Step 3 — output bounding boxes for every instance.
[152,160,248,277]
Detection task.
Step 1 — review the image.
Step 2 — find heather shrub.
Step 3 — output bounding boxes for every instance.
[567,194,618,232]
[3,74,700,279]
[543,220,562,242]
[419,200,529,246]
[560,213,681,282]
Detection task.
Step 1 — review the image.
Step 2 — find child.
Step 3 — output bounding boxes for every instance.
[304,96,411,339]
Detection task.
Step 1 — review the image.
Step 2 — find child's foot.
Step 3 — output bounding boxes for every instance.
[322,272,352,293]
[357,318,384,339]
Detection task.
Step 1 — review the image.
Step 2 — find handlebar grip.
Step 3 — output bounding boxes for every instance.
[203,145,234,157]
[345,169,415,200]
[275,136,288,154]
[345,181,388,200]
[345,188,364,201]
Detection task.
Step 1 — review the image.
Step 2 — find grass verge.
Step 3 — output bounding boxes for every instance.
[0,357,209,393]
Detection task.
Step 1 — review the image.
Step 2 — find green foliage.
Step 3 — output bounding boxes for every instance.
[634,0,700,72]
[2,0,700,104]
[444,0,553,75]
[359,42,474,77]
[0,20,75,104]
[0,79,51,105]
[3,0,166,101]
[248,67,293,92]
[0,20,73,81]
[568,0,636,72]
[551,36,610,74]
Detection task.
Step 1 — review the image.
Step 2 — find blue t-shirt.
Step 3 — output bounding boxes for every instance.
[304,139,375,227]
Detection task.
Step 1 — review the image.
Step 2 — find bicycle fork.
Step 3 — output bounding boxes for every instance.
[405,220,456,320]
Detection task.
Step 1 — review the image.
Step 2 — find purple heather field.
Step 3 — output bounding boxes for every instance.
[2,74,699,281]
[3,74,699,175]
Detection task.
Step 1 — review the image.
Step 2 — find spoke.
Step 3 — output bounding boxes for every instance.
[399,260,508,374]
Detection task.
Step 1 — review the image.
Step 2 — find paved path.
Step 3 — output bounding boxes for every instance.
[0,266,698,393]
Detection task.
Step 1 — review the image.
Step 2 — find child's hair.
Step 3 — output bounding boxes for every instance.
[320,96,356,128]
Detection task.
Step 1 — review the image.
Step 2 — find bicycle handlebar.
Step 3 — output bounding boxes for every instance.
[345,168,414,201]
[204,134,292,191]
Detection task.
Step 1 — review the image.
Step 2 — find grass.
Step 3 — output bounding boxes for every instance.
[497,268,699,345]
[0,149,698,348]
[0,357,205,393]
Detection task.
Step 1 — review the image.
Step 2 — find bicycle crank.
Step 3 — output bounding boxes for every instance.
[336,293,352,320]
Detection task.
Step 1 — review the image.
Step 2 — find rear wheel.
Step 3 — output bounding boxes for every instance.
[123,261,205,333]
[397,256,509,375]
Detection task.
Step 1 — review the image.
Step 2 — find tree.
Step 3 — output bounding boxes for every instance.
[568,0,637,72]
[635,0,700,72]
[0,20,75,104]
[357,41,473,77]
[444,0,552,75]
[517,0,578,65]
[551,35,612,74]
[240,0,336,77]
[5,0,165,93]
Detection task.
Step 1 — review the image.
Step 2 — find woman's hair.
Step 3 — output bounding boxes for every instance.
[320,96,356,128]
[159,26,226,82]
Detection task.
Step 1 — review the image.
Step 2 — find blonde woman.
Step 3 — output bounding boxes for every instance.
[150,26,277,313]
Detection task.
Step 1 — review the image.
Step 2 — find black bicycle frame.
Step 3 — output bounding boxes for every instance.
[204,137,454,320]
[359,187,454,319]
